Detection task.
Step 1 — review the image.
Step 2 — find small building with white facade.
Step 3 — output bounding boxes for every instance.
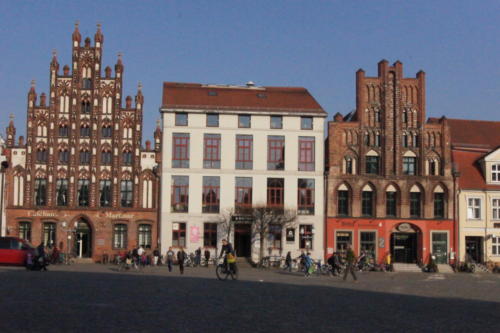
[159,82,327,261]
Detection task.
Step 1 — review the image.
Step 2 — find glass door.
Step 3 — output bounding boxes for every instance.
[431,232,448,264]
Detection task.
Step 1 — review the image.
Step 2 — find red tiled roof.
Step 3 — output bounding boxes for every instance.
[161,82,326,115]
[452,150,500,190]
[441,118,500,149]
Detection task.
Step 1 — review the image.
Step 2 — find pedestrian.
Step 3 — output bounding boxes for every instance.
[36,242,47,271]
[195,247,202,267]
[204,249,210,267]
[177,247,186,275]
[166,247,175,272]
[343,244,357,282]
[284,251,292,272]
[153,248,160,266]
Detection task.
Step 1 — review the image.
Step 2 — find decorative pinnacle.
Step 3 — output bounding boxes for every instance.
[9,114,14,122]
[30,79,36,88]
[75,20,79,29]
[138,81,142,91]
[97,22,102,30]
[156,119,161,128]
[52,49,57,57]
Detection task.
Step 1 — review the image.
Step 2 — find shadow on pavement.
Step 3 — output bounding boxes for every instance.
[0,268,498,332]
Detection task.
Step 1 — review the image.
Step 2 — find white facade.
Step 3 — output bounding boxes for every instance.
[160,102,326,261]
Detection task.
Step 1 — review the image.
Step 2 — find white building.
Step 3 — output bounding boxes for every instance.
[159,82,327,261]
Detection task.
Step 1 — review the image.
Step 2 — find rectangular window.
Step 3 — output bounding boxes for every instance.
[113,224,127,249]
[43,222,57,247]
[59,126,68,137]
[203,134,221,169]
[235,177,252,213]
[101,126,112,138]
[19,222,31,242]
[100,180,112,207]
[238,115,251,128]
[172,133,190,168]
[493,165,500,182]
[492,237,500,256]
[361,191,374,216]
[267,178,284,209]
[80,126,90,137]
[298,137,315,171]
[138,224,152,249]
[36,149,47,163]
[338,190,349,216]
[299,225,313,249]
[365,156,379,175]
[207,113,219,127]
[172,176,189,212]
[202,176,220,213]
[80,151,90,164]
[493,199,500,220]
[270,116,283,129]
[360,231,376,258]
[101,151,112,165]
[410,192,422,218]
[175,113,188,126]
[297,179,314,215]
[78,179,90,207]
[56,179,68,206]
[122,151,133,166]
[120,180,133,207]
[172,222,186,247]
[204,223,217,248]
[467,198,481,219]
[386,191,397,217]
[34,178,47,206]
[336,231,352,254]
[301,116,313,130]
[267,136,285,170]
[59,150,69,163]
[235,135,253,169]
[269,224,282,249]
[434,193,445,218]
[403,157,417,175]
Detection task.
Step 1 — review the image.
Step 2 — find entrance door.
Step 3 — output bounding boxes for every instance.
[432,232,448,264]
[391,233,417,263]
[234,223,251,257]
[74,221,92,258]
[465,237,483,263]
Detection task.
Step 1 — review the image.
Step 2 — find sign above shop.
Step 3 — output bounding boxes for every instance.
[231,215,254,222]
[398,223,413,233]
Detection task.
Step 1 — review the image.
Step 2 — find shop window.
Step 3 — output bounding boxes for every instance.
[172,223,186,247]
[43,222,57,247]
[113,224,127,249]
[171,176,189,212]
[360,231,376,258]
[235,177,252,213]
[204,223,217,248]
[138,224,152,249]
[298,137,315,171]
[336,231,352,254]
[267,136,285,170]
[203,134,221,169]
[19,222,31,242]
[299,225,313,249]
[172,133,190,168]
[235,135,253,170]
[202,176,220,213]
[297,179,315,215]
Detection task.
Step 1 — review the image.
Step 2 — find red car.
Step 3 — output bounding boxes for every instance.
[0,237,35,266]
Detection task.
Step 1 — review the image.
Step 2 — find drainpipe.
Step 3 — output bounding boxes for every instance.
[452,169,460,265]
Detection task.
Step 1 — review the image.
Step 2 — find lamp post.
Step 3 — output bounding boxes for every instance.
[0,160,9,237]
[61,221,78,263]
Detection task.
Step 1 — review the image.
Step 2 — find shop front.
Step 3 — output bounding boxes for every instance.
[325,218,454,264]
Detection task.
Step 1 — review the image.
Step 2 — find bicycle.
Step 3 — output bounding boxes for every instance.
[215,257,238,281]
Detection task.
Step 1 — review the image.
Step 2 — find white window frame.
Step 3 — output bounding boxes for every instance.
[467,197,482,220]
[492,236,500,256]
[492,198,500,220]
[492,164,500,183]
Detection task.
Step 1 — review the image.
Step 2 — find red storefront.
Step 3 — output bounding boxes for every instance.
[326,218,455,265]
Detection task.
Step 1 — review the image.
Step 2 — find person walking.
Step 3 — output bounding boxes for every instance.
[343,244,357,282]
[195,247,202,267]
[204,249,210,268]
[166,247,175,272]
[177,247,186,275]
[153,248,160,266]
[284,251,292,272]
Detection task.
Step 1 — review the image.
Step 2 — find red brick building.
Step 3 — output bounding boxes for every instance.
[325,60,455,265]
[2,23,161,262]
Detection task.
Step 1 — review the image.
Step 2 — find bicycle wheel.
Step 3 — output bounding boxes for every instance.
[216,265,229,281]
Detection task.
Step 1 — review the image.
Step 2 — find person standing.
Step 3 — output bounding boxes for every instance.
[153,248,160,266]
[343,244,357,282]
[177,247,186,275]
[284,251,292,272]
[195,247,202,267]
[204,249,210,268]
[166,247,175,272]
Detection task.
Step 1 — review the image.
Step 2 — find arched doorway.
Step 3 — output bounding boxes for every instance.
[74,219,92,258]
[390,223,421,263]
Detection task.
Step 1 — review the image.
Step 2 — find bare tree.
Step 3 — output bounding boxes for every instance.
[250,205,297,266]
[216,208,237,244]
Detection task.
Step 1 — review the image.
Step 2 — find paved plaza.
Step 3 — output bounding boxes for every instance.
[0,264,499,332]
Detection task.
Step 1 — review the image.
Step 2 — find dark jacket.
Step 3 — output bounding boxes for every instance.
[346,249,356,264]
[177,250,186,262]
[220,243,235,257]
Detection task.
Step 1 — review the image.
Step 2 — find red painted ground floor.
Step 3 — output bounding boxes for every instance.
[5,208,158,262]
[325,218,456,265]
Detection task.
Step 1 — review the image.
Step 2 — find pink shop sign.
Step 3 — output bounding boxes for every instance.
[190,226,200,243]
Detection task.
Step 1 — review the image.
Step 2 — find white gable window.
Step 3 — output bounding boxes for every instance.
[467,198,481,220]
[492,164,500,182]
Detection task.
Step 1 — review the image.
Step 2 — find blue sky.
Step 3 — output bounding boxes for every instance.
[0,1,498,142]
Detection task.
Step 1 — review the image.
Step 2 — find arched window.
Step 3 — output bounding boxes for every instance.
[80,150,91,164]
[364,132,370,146]
[410,185,422,218]
[59,124,68,137]
[34,178,47,206]
[101,125,112,138]
[36,149,47,163]
[37,124,48,137]
[59,95,70,113]
[361,184,375,217]
[101,150,112,165]
[113,224,127,249]
[434,185,446,218]
[402,132,408,147]
[403,151,417,175]
[80,125,90,137]
[77,179,90,207]
[82,67,92,89]
[122,150,133,166]
[101,96,113,114]
[337,183,350,217]
[13,173,24,206]
[365,151,379,175]
[143,178,153,209]
[138,224,152,249]
[343,156,356,175]
[386,185,398,217]
[375,133,381,147]
[123,126,133,139]
[402,109,408,124]
[59,149,69,163]
[81,100,91,114]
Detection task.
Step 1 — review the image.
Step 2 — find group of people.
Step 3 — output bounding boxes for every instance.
[26,242,52,271]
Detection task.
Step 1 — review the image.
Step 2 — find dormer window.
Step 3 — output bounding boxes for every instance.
[492,164,500,182]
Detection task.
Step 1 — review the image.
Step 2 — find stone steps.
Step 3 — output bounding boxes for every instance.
[393,263,422,273]
[437,264,454,273]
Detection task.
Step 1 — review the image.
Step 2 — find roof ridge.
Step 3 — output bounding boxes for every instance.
[447,117,500,124]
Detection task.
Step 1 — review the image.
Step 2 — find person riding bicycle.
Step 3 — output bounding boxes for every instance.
[219,239,236,273]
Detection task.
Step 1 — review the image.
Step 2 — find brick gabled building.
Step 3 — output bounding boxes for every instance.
[326,60,455,265]
[2,23,161,261]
